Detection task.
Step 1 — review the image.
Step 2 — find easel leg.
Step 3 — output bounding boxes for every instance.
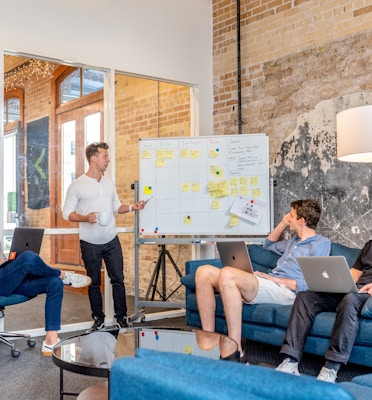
[144,245,183,302]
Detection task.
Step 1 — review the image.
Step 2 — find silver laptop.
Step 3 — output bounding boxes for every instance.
[216,241,254,273]
[297,256,359,293]
[3,227,44,265]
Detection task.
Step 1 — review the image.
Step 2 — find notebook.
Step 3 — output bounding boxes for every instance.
[216,241,254,273]
[1,227,44,267]
[296,256,359,293]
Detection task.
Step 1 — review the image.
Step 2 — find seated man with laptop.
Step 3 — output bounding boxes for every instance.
[195,199,331,363]
[276,240,372,383]
[0,228,91,356]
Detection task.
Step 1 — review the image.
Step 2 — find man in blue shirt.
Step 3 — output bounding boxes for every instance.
[195,199,331,363]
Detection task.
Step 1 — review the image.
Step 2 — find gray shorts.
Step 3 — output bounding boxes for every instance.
[246,276,296,305]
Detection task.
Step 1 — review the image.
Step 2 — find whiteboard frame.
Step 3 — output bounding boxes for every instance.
[138,134,271,236]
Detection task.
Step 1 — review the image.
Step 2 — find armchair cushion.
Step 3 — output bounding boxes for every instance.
[0,294,33,307]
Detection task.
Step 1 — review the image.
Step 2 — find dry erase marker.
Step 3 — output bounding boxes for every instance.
[144,196,153,204]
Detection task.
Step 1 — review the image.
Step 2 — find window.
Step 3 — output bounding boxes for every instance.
[4,97,20,123]
[60,68,104,104]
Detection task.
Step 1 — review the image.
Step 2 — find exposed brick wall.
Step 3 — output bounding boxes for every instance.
[213,0,372,140]
[213,0,372,245]
[115,75,191,298]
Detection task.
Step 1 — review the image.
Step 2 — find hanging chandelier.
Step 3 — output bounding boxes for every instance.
[4,59,55,91]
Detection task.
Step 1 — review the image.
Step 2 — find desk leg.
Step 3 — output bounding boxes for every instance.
[58,367,80,399]
[59,368,64,400]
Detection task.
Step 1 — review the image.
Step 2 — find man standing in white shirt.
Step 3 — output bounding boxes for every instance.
[62,142,145,330]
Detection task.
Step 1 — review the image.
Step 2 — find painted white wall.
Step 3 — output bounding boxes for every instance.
[0,0,213,135]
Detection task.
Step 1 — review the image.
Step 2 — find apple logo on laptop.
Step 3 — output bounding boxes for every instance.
[322,271,330,279]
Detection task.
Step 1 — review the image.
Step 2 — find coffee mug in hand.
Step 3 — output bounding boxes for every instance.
[97,211,110,226]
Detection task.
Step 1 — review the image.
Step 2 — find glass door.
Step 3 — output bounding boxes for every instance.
[55,103,103,265]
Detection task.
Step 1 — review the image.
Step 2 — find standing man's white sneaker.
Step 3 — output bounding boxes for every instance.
[62,271,92,288]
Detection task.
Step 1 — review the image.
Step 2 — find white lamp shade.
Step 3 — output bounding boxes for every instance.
[337,105,372,162]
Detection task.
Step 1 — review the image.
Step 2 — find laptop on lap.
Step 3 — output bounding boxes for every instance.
[1,227,44,267]
[296,256,359,293]
[216,241,254,273]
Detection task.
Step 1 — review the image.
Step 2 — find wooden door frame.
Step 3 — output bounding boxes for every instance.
[49,65,104,264]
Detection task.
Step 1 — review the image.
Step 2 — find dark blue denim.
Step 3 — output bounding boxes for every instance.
[80,235,127,320]
[281,290,370,364]
[0,251,63,331]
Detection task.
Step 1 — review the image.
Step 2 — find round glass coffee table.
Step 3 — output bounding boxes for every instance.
[52,327,237,400]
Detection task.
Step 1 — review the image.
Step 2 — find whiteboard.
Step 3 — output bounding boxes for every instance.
[138,134,270,235]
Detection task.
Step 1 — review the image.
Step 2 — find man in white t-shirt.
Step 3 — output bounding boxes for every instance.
[62,142,146,331]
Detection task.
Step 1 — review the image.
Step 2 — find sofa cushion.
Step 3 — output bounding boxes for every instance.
[361,297,372,318]
[330,243,360,266]
[350,373,372,388]
[242,303,280,325]
[354,318,372,346]
[273,305,292,328]
[248,244,279,273]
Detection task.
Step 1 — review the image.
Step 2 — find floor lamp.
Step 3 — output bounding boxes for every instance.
[337,105,372,162]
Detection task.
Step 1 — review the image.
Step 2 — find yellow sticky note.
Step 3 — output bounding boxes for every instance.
[156,159,165,167]
[229,214,239,226]
[210,166,224,177]
[218,181,228,191]
[183,215,192,225]
[239,177,248,186]
[208,181,218,191]
[182,183,191,192]
[191,150,200,159]
[141,150,151,159]
[209,149,219,158]
[252,188,261,197]
[180,149,189,158]
[230,177,238,186]
[144,186,153,195]
[156,150,166,159]
[240,187,249,196]
[231,188,239,196]
[165,150,174,159]
[211,200,221,209]
[192,183,201,192]
[250,176,259,186]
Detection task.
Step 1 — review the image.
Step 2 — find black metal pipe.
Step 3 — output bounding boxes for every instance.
[237,0,242,134]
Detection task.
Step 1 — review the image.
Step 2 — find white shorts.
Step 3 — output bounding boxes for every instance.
[246,276,296,305]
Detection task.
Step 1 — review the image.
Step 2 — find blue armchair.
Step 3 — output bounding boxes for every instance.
[0,293,36,357]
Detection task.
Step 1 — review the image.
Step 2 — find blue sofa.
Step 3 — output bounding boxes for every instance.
[110,348,372,400]
[180,243,372,367]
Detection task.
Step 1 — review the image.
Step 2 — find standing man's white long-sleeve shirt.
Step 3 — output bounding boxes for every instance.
[62,174,121,245]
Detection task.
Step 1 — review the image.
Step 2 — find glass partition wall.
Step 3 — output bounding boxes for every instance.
[2,52,194,331]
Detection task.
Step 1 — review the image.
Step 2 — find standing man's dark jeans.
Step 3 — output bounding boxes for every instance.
[80,235,127,320]
[280,290,370,364]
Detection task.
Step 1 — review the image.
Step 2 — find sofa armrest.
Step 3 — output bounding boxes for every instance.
[181,259,222,292]
[185,258,223,275]
[111,348,354,400]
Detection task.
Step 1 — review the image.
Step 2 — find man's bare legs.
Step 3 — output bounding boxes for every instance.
[219,267,259,354]
[195,265,222,333]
